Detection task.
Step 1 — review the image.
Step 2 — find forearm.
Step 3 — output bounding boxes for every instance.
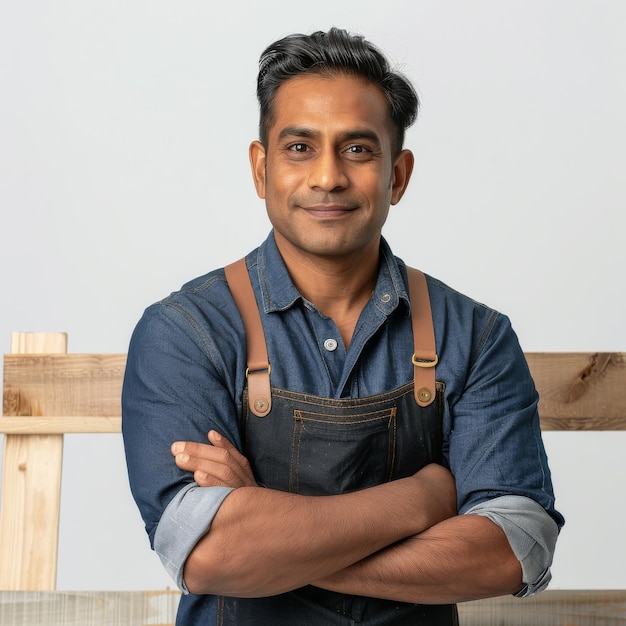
[314,514,523,604]
[183,465,455,596]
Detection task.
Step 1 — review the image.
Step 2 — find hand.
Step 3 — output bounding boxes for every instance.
[171,431,257,488]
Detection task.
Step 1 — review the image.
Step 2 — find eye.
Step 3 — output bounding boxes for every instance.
[288,143,309,153]
[344,144,373,160]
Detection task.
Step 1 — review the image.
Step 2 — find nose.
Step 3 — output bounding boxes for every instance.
[307,150,349,192]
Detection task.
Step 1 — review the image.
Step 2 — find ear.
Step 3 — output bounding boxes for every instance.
[249,140,267,199]
[390,149,414,205]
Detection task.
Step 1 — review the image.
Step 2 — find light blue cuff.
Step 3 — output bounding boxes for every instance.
[466,495,559,597]
[153,483,235,593]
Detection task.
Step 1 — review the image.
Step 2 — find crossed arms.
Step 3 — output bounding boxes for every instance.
[171,430,523,603]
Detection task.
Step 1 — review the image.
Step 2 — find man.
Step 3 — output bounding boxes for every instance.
[122,28,563,625]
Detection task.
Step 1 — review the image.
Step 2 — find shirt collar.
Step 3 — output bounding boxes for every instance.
[255,231,410,315]
[255,232,302,313]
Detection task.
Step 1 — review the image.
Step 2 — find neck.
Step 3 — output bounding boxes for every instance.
[275,237,381,348]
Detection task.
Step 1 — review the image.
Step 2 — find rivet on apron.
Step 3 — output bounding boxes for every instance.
[417,387,432,403]
[254,397,270,416]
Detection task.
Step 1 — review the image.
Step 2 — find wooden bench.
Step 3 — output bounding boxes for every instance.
[1,332,625,624]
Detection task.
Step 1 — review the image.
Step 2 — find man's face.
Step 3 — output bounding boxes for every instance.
[250,73,413,262]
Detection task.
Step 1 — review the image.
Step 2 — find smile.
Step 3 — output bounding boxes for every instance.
[301,205,357,218]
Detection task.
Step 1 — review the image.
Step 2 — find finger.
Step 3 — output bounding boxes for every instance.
[207,430,235,450]
[172,440,239,474]
[193,468,236,488]
[208,431,255,477]
[186,467,230,488]
[171,441,186,456]
[171,436,256,486]
[174,445,253,487]
[173,435,242,465]
[175,454,245,487]
[204,447,256,486]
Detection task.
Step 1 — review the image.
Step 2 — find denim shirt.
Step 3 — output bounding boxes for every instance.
[122,233,564,622]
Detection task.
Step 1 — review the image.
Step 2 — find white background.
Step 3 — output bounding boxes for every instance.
[1,0,624,591]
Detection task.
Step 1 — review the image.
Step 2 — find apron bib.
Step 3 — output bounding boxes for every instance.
[219,260,458,625]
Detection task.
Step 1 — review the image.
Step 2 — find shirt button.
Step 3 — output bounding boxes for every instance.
[323,338,338,352]
[381,293,391,303]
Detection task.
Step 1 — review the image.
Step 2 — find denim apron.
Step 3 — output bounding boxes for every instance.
[220,260,459,625]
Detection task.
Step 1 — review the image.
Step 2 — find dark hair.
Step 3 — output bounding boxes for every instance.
[256,27,419,155]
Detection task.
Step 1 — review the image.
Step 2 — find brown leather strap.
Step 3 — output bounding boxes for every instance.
[407,267,438,407]
[225,259,437,412]
[224,259,272,417]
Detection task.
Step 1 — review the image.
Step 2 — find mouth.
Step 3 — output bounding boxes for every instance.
[301,204,357,218]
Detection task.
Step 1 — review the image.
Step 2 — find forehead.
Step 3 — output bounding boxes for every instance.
[269,73,394,142]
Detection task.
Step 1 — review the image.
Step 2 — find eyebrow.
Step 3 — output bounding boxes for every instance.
[277,126,383,147]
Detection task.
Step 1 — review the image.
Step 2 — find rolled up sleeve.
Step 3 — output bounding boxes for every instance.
[445,311,564,597]
[154,484,234,592]
[122,290,245,592]
[467,495,559,596]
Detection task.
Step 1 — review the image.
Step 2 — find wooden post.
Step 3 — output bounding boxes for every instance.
[0,332,68,590]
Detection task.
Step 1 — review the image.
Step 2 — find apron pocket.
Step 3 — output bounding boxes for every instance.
[289,407,397,495]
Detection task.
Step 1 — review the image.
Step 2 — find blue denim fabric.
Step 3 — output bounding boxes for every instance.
[122,232,563,625]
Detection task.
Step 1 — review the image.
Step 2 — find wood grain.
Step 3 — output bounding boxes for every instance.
[3,352,624,431]
[1,589,625,625]
[459,589,626,625]
[526,352,626,430]
[0,333,68,590]
[0,416,122,434]
[0,590,181,626]
[2,353,126,418]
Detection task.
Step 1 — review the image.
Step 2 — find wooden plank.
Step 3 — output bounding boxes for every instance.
[526,352,626,430]
[0,333,68,590]
[3,351,624,430]
[0,590,180,626]
[1,589,624,626]
[0,416,121,434]
[3,353,126,417]
[9,332,68,355]
[459,589,626,625]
